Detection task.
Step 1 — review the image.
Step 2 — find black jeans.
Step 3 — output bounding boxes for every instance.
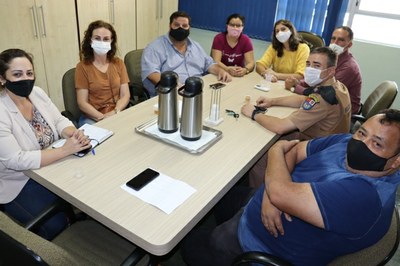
[3,179,68,240]
[181,186,256,266]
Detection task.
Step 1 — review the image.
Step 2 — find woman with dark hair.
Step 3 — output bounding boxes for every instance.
[256,19,310,82]
[75,20,130,126]
[211,13,254,77]
[0,48,91,239]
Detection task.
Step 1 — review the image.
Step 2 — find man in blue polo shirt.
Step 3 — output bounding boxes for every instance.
[182,109,400,266]
[141,11,232,97]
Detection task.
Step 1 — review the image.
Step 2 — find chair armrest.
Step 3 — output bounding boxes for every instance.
[120,247,150,266]
[24,198,75,232]
[61,110,79,127]
[232,251,293,266]
[351,114,367,123]
[61,110,74,121]
[142,88,150,100]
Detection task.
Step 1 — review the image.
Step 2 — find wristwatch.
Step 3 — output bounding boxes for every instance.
[251,106,267,121]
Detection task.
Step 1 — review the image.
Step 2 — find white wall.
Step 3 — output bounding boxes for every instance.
[191,28,400,110]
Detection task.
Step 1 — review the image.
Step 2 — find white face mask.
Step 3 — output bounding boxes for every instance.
[304,67,324,87]
[276,30,292,43]
[91,40,111,55]
[329,43,345,55]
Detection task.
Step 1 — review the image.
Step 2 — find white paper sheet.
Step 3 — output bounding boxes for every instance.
[121,172,196,214]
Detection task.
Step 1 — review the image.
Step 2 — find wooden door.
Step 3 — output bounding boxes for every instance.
[157,0,178,36]
[35,0,79,109]
[76,0,136,59]
[76,0,110,43]
[135,0,159,49]
[112,0,136,58]
[0,0,48,95]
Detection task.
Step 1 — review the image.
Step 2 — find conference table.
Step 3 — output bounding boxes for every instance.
[25,72,295,256]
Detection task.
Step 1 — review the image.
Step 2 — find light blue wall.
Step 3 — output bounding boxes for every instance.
[351,41,400,109]
[191,28,400,110]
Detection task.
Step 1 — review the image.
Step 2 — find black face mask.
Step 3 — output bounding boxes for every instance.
[5,79,35,97]
[347,138,397,171]
[169,27,190,41]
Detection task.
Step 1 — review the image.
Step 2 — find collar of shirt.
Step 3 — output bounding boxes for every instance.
[164,34,193,55]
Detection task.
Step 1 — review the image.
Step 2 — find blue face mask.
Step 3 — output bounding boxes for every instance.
[5,79,35,97]
[347,138,397,171]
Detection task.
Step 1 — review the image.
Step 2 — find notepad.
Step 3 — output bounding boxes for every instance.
[52,123,114,157]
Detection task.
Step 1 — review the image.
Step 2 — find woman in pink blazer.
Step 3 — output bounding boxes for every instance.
[0,49,91,239]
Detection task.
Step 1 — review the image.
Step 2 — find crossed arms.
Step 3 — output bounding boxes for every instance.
[262,139,324,237]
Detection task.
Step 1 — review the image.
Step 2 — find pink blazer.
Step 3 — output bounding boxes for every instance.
[0,86,73,203]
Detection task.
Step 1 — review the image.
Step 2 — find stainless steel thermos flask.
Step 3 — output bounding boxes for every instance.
[157,71,179,133]
[178,77,203,141]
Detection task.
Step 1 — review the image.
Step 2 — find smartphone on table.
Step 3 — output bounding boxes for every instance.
[126,168,160,191]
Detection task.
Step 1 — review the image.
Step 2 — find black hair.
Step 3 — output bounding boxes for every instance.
[379,109,400,152]
[379,109,400,124]
[271,19,303,57]
[226,13,245,25]
[169,11,191,25]
[335,26,354,41]
[310,46,338,67]
[0,49,34,89]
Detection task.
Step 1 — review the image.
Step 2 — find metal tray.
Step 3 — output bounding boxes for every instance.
[135,118,222,154]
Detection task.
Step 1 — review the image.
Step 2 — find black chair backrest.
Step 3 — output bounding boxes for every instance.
[61,68,81,126]
[361,80,398,119]
[298,31,325,50]
[0,230,48,266]
[124,49,149,104]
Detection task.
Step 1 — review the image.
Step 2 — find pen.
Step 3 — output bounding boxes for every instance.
[91,148,96,156]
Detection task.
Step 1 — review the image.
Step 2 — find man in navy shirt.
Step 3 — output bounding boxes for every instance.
[182,109,400,266]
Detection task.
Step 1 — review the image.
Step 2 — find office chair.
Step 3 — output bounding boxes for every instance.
[233,207,400,266]
[61,68,81,127]
[298,31,325,50]
[0,199,150,266]
[124,49,150,105]
[351,80,398,133]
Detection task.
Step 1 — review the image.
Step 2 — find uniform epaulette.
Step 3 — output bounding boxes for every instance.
[318,86,338,105]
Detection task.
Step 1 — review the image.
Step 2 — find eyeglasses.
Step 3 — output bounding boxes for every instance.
[228,23,243,28]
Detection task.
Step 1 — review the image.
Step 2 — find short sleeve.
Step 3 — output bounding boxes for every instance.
[116,58,129,84]
[288,95,330,132]
[312,178,382,236]
[211,33,225,51]
[256,45,275,68]
[75,62,89,90]
[241,34,254,54]
[141,39,165,80]
[307,134,350,156]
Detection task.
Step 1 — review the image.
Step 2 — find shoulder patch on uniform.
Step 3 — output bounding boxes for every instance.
[302,94,320,110]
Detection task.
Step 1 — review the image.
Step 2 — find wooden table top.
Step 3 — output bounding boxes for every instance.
[26,72,294,255]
